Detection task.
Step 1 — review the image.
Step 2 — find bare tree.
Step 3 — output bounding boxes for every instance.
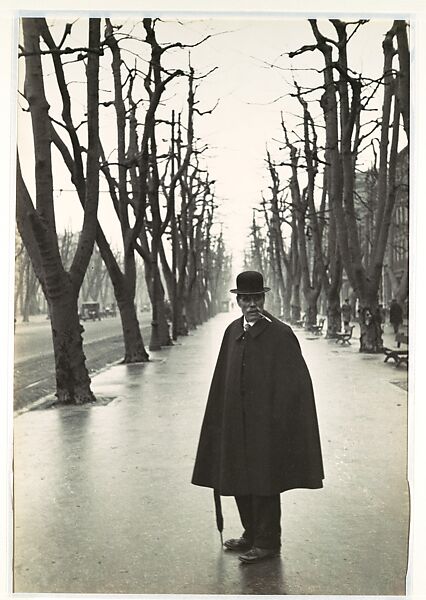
[205,226,233,316]
[159,86,219,334]
[247,212,267,276]
[37,20,150,363]
[281,108,324,329]
[394,20,409,141]
[100,20,219,349]
[102,19,203,350]
[261,151,296,318]
[290,19,407,351]
[17,18,101,403]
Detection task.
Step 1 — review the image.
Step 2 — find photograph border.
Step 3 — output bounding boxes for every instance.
[2,1,425,598]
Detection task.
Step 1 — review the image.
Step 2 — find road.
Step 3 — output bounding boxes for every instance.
[15,314,130,364]
[14,313,152,411]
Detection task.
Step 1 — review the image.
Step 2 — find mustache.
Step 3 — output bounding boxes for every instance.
[247,309,272,323]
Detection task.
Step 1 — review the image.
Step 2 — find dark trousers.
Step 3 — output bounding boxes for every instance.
[235,494,281,550]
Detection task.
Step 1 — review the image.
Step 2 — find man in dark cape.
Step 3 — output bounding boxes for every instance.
[192,271,324,563]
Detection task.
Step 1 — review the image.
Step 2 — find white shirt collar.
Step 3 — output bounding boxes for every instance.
[243,317,254,328]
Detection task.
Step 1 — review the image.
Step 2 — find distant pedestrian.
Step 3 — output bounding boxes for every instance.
[192,271,324,564]
[389,299,403,334]
[341,298,352,332]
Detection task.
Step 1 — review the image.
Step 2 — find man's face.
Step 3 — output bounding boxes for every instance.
[237,294,265,323]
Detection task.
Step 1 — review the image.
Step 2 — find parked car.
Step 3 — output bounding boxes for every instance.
[79,302,101,321]
[103,303,117,317]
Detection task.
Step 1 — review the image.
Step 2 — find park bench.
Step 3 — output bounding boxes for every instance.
[335,325,355,346]
[383,333,408,367]
[308,318,325,336]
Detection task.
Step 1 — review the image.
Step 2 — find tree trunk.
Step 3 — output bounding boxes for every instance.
[282,276,292,321]
[394,20,410,141]
[324,169,344,338]
[44,21,150,364]
[50,291,95,404]
[185,289,198,330]
[18,18,102,404]
[23,261,39,321]
[326,292,341,338]
[145,259,172,349]
[159,237,186,339]
[290,275,302,323]
[156,281,173,346]
[305,302,318,329]
[175,296,189,335]
[178,303,189,335]
[117,297,149,362]
[291,303,301,323]
[173,253,189,336]
[358,299,383,353]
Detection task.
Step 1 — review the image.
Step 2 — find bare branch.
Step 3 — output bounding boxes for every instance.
[19,45,103,58]
[193,66,219,80]
[194,98,220,116]
[346,19,369,44]
[161,34,215,53]
[287,44,319,59]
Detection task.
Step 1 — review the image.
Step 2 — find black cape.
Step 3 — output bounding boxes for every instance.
[192,313,324,496]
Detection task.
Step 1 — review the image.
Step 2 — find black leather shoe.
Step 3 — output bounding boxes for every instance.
[224,537,252,551]
[238,546,280,563]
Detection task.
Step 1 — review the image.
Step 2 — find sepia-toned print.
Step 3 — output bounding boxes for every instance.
[12,14,410,596]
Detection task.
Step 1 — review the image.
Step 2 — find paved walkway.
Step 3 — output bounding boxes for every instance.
[13,312,409,595]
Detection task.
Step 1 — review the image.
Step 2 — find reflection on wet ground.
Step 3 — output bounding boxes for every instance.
[13,314,408,594]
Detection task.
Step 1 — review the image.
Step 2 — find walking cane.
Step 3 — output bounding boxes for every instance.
[213,489,224,546]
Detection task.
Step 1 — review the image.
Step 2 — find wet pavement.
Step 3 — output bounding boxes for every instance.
[13,312,409,595]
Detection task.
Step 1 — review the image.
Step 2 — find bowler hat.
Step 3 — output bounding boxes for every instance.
[230,271,271,294]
